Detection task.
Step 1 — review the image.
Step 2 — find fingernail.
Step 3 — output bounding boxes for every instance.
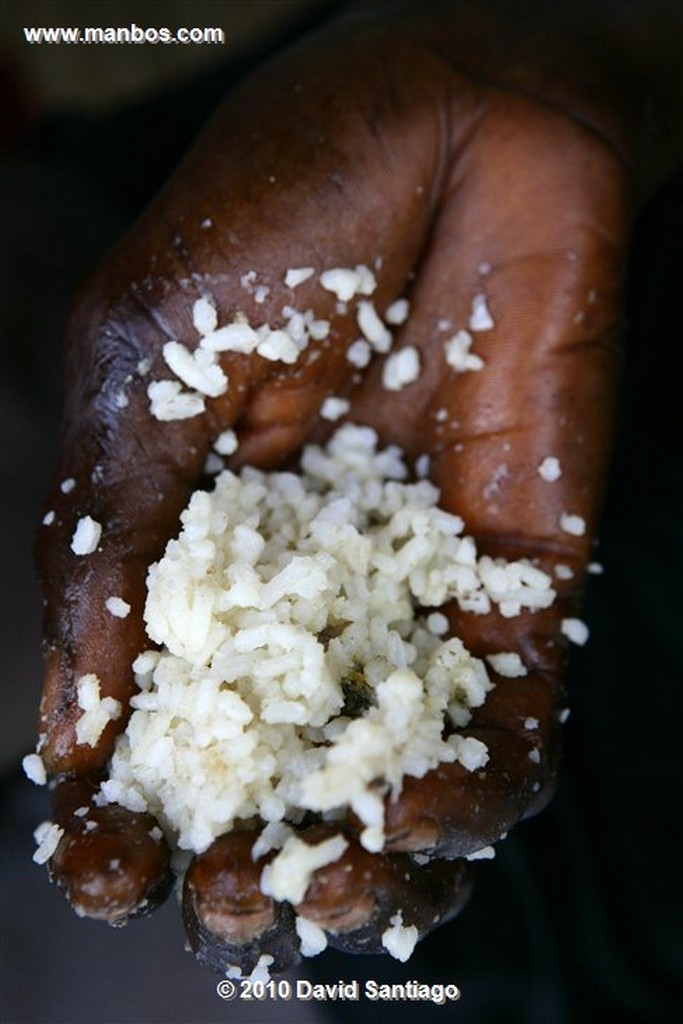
[384,818,441,853]
[182,834,300,975]
[183,833,276,945]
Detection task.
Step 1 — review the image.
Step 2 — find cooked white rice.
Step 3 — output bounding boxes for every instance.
[192,296,218,336]
[384,298,410,326]
[346,338,372,368]
[285,267,315,289]
[561,617,590,646]
[382,346,421,391]
[213,429,239,456]
[162,341,228,398]
[465,845,496,861]
[105,596,131,619]
[357,301,393,353]
[468,293,495,332]
[560,512,586,536]
[99,424,556,910]
[70,516,102,556]
[22,752,47,786]
[33,821,64,865]
[538,456,562,482]
[444,330,484,373]
[320,396,351,421]
[75,674,122,747]
[381,911,418,962]
[147,380,205,421]
[485,652,528,678]
[320,265,376,302]
[296,916,328,957]
[260,834,349,904]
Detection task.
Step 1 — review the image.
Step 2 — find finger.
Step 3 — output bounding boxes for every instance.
[295,825,472,957]
[183,830,300,976]
[47,777,173,923]
[349,94,626,493]
[347,96,628,853]
[383,603,566,856]
[182,824,471,972]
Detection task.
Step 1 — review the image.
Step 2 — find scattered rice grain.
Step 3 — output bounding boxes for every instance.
[486,652,528,678]
[469,293,494,331]
[382,346,420,391]
[381,912,418,962]
[561,618,589,646]
[33,822,63,864]
[71,516,102,556]
[192,297,218,336]
[384,298,410,325]
[285,267,315,289]
[560,513,586,536]
[22,753,47,786]
[320,396,350,421]
[357,301,392,353]
[296,917,328,957]
[105,596,131,619]
[148,380,205,421]
[538,456,562,482]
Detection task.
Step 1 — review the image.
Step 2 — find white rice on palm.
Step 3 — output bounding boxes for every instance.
[99,424,554,873]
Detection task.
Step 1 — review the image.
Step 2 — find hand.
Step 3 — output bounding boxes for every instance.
[34,0,680,973]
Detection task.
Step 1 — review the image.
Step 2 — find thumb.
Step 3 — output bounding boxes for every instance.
[35,279,220,774]
[34,21,452,775]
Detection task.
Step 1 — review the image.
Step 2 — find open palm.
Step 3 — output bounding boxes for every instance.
[34,1,638,974]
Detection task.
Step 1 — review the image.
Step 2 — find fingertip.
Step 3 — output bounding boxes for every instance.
[294,824,377,935]
[48,799,173,925]
[182,832,301,976]
[295,826,472,956]
[383,725,556,859]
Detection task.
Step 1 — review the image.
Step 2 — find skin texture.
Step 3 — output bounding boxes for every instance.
[32,0,682,973]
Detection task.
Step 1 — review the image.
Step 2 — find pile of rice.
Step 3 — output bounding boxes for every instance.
[99,424,555,877]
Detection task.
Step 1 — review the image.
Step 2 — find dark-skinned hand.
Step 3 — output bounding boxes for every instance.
[33,0,682,975]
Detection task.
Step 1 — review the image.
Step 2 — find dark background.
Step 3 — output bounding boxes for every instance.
[1,2,681,1021]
